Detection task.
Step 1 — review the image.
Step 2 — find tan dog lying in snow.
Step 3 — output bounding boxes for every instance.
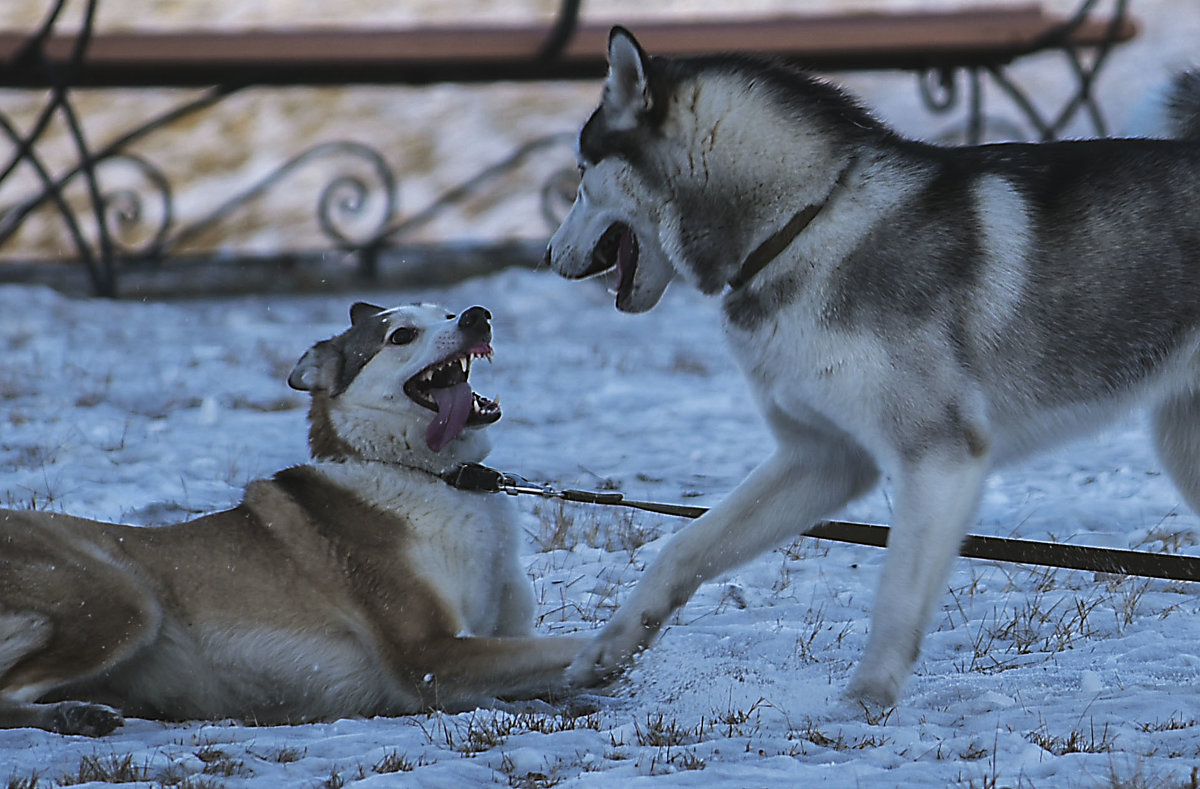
[0,302,584,735]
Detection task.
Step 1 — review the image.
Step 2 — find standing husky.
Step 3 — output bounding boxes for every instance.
[547,27,1200,707]
[0,302,584,735]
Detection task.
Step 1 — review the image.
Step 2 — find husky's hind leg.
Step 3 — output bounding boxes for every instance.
[1152,390,1200,517]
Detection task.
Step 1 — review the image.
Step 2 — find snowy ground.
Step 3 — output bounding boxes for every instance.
[3,268,1200,788]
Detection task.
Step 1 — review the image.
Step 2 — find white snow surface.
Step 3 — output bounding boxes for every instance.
[3,270,1200,788]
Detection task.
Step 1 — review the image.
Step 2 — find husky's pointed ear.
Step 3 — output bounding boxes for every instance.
[350,302,384,326]
[288,339,341,392]
[604,26,652,130]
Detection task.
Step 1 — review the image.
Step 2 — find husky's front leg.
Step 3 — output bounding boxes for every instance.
[569,439,878,686]
[846,453,989,708]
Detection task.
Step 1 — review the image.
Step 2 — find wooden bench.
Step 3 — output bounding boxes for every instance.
[0,4,1136,88]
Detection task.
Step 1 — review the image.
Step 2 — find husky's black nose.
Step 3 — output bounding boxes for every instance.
[458,306,491,334]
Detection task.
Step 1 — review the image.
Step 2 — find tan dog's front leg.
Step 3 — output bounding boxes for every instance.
[411,634,592,711]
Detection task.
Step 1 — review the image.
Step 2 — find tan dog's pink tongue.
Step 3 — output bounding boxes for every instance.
[426,382,473,452]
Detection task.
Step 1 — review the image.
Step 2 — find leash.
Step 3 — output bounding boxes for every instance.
[443,464,1200,583]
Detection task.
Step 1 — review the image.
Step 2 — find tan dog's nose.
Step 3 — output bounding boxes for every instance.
[458,306,492,340]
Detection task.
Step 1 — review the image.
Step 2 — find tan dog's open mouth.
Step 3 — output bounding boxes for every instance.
[403,343,500,452]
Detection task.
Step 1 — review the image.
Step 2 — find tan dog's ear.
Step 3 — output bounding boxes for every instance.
[350,302,385,326]
[288,339,341,392]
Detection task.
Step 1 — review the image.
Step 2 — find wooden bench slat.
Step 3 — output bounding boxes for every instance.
[0,5,1138,87]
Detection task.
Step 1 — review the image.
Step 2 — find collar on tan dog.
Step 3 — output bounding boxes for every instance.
[440,462,506,491]
[727,163,851,291]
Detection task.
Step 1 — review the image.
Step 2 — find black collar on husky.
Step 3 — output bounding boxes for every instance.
[727,165,850,291]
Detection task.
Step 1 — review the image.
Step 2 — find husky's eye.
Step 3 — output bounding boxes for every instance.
[388,327,418,345]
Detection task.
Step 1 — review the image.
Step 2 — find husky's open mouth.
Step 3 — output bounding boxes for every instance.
[594,222,639,306]
[403,343,501,452]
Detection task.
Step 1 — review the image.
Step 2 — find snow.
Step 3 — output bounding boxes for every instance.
[3,268,1200,788]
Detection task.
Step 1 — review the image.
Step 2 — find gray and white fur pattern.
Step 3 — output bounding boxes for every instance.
[547,29,1200,708]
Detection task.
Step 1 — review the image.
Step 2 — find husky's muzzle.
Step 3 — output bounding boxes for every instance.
[547,212,655,312]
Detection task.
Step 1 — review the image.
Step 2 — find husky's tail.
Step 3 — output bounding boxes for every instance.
[1163,70,1200,140]
[1125,69,1200,140]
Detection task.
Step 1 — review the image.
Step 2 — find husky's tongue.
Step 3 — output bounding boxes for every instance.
[425,382,474,452]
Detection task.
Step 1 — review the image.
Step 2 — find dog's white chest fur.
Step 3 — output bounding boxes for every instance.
[724,305,894,453]
[312,461,525,636]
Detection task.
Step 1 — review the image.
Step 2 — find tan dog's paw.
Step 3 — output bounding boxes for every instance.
[52,701,124,736]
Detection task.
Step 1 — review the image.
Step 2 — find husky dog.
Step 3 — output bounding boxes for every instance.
[0,302,585,735]
[547,28,1200,707]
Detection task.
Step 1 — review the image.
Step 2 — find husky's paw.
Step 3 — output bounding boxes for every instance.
[844,669,902,712]
[566,639,627,687]
[568,602,667,687]
[834,690,898,726]
[566,624,645,687]
[51,701,125,736]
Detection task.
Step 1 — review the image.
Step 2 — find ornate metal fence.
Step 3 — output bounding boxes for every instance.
[0,0,580,296]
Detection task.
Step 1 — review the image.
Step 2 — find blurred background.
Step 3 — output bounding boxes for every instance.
[0,0,1196,287]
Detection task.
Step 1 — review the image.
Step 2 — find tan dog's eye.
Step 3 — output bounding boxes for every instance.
[388,327,418,345]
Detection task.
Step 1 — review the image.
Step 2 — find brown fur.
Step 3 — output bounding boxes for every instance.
[306,391,361,461]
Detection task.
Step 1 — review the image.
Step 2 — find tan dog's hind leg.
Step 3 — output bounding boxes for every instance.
[0,517,161,735]
[0,610,123,736]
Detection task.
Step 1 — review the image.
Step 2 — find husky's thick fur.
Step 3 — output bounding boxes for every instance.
[0,302,584,735]
[547,27,1200,707]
